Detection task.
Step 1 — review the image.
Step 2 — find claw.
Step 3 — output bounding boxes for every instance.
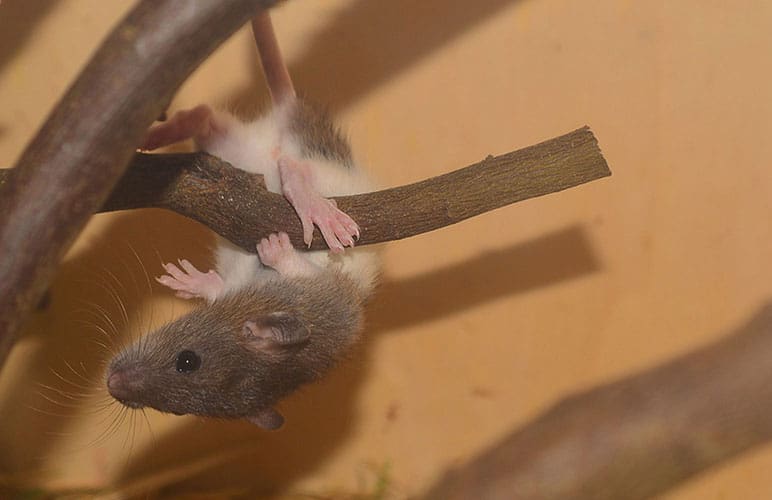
[278,156,360,252]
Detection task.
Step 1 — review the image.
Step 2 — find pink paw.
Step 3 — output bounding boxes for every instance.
[256,232,295,269]
[155,259,224,302]
[257,232,320,277]
[140,104,214,151]
[278,157,359,253]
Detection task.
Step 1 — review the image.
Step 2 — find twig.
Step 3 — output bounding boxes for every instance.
[82,126,606,252]
[424,303,772,500]
[0,129,610,253]
[0,0,280,369]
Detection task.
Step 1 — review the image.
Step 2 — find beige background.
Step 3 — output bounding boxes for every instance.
[2,0,772,498]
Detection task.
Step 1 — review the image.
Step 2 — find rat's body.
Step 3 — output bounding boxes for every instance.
[108,248,367,429]
[202,99,378,297]
[107,10,378,429]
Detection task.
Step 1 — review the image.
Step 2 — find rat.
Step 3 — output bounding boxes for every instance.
[106,9,379,430]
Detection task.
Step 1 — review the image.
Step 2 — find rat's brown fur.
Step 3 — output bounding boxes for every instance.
[107,269,363,419]
[290,100,354,168]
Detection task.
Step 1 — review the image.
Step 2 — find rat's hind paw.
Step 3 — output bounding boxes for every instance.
[257,232,320,278]
[155,259,224,302]
[278,157,360,253]
[140,104,215,151]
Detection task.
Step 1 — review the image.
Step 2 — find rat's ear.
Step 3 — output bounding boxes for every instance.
[246,407,284,430]
[242,312,310,352]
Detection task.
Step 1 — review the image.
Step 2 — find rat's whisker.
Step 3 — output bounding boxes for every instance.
[140,408,156,447]
[93,272,131,330]
[49,366,92,393]
[37,382,92,402]
[100,263,130,299]
[27,404,73,419]
[88,337,114,355]
[34,390,84,410]
[89,404,129,448]
[76,301,121,340]
[130,241,155,298]
[74,315,119,348]
[63,359,98,387]
[122,411,140,466]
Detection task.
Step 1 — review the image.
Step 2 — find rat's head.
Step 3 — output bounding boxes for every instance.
[105,284,346,430]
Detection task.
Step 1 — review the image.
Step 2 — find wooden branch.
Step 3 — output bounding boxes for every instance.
[0,0,280,369]
[1,126,607,253]
[424,303,772,500]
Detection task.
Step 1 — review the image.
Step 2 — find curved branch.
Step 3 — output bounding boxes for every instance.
[98,126,609,252]
[0,0,279,367]
[424,303,772,500]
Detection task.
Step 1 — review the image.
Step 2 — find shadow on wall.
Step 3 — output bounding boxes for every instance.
[228,0,524,112]
[0,209,214,473]
[369,225,600,334]
[0,0,59,76]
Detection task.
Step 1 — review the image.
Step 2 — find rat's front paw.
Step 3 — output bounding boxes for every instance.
[257,232,320,277]
[156,259,224,302]
[278,157,360,253]
[256,232,295,268]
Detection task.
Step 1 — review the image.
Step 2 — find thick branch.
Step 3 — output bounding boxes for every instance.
[0,0,279,369]
[88,126,608,252]
[424,303,772,500]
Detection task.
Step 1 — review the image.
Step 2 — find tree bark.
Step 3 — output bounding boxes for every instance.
[424,303,772,500]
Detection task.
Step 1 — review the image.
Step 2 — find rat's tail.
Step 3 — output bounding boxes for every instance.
[252,9,296,106]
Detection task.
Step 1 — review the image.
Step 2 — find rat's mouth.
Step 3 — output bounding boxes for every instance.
[106,390,146,409]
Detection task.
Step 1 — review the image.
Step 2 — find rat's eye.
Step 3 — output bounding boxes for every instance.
[176,350,201,373]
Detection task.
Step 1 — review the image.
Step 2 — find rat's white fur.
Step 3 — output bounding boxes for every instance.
[196,103,379,298]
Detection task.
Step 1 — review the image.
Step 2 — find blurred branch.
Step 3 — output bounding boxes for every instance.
[425,303,772,500]
[0,0,281,369]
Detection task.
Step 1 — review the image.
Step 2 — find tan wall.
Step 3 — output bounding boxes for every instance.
[1,0,772,498]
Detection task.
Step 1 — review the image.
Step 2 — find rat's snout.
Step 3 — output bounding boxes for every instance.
[107,366,146,408]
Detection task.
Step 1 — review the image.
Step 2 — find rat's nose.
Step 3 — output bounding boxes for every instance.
[107,369,145,408]
[107,372,125,396]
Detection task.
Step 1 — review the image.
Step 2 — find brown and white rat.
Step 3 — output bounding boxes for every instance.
[106,9,378,430]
